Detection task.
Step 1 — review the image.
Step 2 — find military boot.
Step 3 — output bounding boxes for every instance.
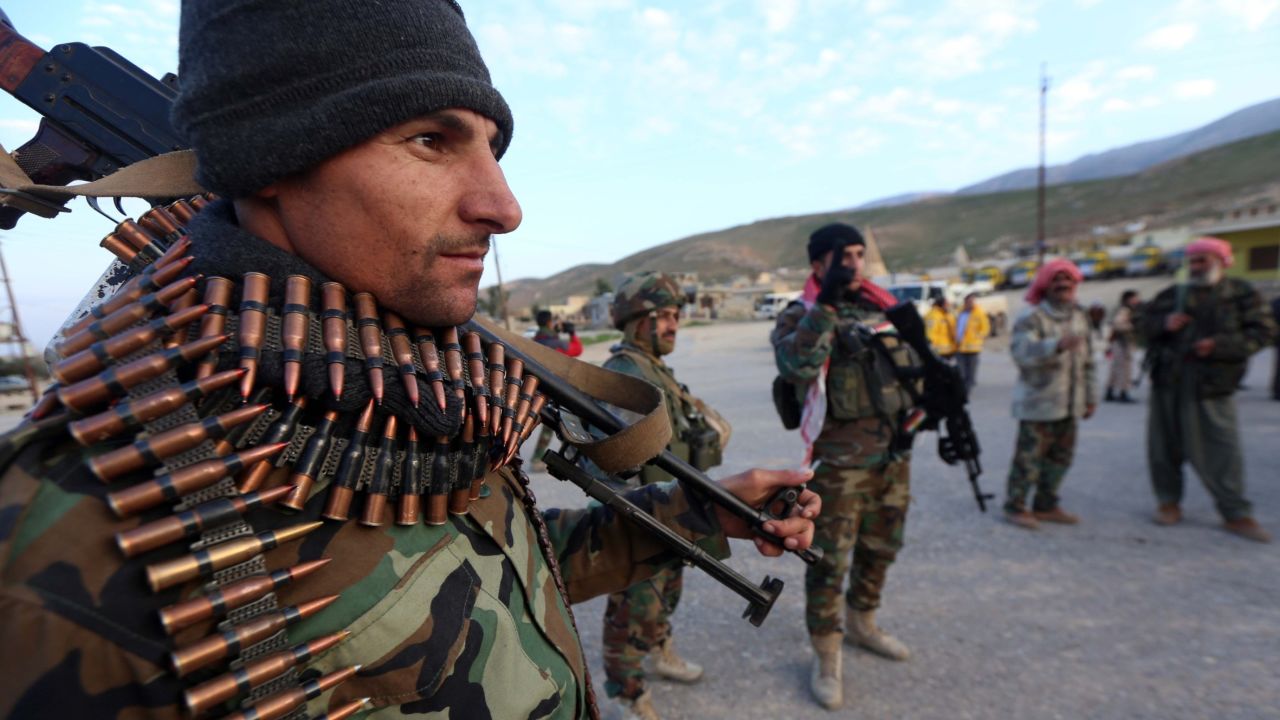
[809,633,843,710]
[846,608,911,661]
[645,637,703,683]
[1224,517,1272,543]
[604,690,660,720]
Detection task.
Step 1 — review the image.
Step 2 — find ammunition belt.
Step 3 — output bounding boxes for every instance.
[29,196,555,719]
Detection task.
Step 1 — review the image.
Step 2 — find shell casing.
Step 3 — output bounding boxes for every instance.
[498,361,525,449]
[115,218,165,262]
[195,276,235,379]
[63,254,192,339]
[116,484,295,560]
[57,275,200,356]
[463,333,490,431]
[486,342,506,438]
[238,395,308,493]
[91,403,268,483]
[181,629,349,716]
[238,272,271,399]
[519,394,549,446]
[397,428,422,525]
[359,416,398,527]
[353,293,385,405]
[384,312,419,408]
[159,558,331,637]
[68,368,245,446]
[507,374,539,449]
[440,327,464,403]
[321,282,348,400]
[138,206,183,243]
[100,234,139,264]
[281,275,313,400]
[164,288,200,348]
[283,410,340,511]
[321,400,376,521]
[152,235,192,269]
[107,441,286,518]
[314,697,374,720]
[413,328,448,411]
[449,415,475,515]
[189,194,209,210]
[169,595,339,677]
[425,435,452,526]
[166,198,197,224]
[53,303,210,385]
[145,520,323,593]
[219,664,360,720]
[57,334,228,414]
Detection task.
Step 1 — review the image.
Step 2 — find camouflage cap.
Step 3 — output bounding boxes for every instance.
[611,272,683,329]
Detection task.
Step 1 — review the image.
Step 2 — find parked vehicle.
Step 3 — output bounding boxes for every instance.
[1005,260,1039,288]
[1074,250,1124,280]
[886,281,1009,337]
[961,264,1006,287]
[1124,245,1164,276]
[754,291,801,320]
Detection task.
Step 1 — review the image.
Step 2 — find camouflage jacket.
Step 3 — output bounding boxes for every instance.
[603,344,695,485]
[0,202,729,719]
[771,299,911,469]
[1009,302,1098,421]
[1141,278,1276,397]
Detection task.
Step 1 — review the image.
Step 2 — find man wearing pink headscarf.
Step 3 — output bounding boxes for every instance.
[1003,259,1097,529]
[1141,237,1276,542]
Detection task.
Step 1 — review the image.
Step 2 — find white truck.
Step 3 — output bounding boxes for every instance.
[754,291,802,320]
[886,280,1009,337]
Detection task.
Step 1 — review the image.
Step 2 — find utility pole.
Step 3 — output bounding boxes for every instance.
[0,241,40,405]
[1036,62,1049,265]
[490,238,512,330]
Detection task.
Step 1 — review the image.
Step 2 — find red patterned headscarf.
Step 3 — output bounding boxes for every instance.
[1025,258,1083,304]
[1186,236,1234,267]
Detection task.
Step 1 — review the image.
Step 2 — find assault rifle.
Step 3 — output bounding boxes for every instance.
[884,301,994,512]
[0,13,182,228]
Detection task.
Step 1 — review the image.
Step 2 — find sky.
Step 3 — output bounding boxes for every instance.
[0,0,1277,351]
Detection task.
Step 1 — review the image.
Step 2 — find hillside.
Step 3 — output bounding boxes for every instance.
[508,129,1280,312]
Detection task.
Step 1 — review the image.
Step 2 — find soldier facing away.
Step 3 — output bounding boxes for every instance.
[596,272,732,720]
[0,2,820,717]
[772,223,916,711]
[1003,259,1097,530]
[1142,237,1275,542]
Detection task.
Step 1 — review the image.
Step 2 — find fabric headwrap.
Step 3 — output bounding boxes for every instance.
[1185,236,1234,267]
[1025,259,1083,305]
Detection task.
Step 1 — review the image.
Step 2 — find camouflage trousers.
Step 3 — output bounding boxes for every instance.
[1004,418,1077,513]
[805,459,910,637]
[603,565,684,698]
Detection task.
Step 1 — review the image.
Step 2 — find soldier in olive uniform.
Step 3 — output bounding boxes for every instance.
[772,223,916,711]
[598,272,731,720]
[1143,237,1276,542]
[0,3,821,718]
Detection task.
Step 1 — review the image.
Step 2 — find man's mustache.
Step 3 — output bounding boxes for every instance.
[436,235,492,257]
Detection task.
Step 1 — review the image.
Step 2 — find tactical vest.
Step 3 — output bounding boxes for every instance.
[824,315,921,423]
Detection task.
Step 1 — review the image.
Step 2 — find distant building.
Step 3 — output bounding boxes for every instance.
[1200,204,1280,284]
[583,293,614,329]
[1129,225,1196,250]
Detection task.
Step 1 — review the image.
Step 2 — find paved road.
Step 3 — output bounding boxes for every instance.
[529,290,1280,719]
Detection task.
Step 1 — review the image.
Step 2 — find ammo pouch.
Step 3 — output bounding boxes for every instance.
[684,424,723,471]
[825,325,920,422]
[772,375,803,430]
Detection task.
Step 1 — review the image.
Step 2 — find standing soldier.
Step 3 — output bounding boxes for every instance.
[1143,237,1276,542]
[530,309,582,471]
[1105,290,1141,403]
[1004,260,1097,529]
[597,272,731,720]
[924,297,957,363]
[954,293,990,392]
[772,223,915,711]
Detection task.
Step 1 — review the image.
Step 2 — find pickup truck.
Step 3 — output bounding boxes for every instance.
[886,281,1009,337]
[1124,246,1164,276]
[1074,250,1124,280]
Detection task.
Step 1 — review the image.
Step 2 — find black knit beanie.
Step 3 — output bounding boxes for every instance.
[172,0,513,198]
[807,222,865,262]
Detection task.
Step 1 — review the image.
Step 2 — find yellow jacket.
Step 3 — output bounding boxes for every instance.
[924,306,957,356]
[956,305,990,353]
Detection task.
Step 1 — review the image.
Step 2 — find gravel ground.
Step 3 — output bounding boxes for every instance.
[527,277,1280,720]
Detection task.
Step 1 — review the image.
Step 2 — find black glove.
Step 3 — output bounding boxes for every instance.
[562,322,576,336]
[816,250,855,307]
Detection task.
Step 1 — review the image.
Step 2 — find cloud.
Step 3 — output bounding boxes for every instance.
[1102,98,1132,112]
[1173,78,1216,98]
[1138,23,1197,50]
[1219,0,1279,30]
[1116,65,1157,81]
[637,7,680,46]
[760,0,800,32]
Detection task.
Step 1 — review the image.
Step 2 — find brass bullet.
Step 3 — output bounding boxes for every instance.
[145,520,323,592]
[91,403,267,483]
[63,254,192,339]
[505,374,540,463]
[312,697,374,720]
[425,434,451,526]
[218,664,360,720]
[497,358,525,451]
[449,413,475,516]
[518,393,549,446]
[53,304,210,385]
[414,327,448,411]
[397,427,422,525]
[463,332,490,432]
[116,484,295,560]
[282,410,340,512]
[115,218,166,263]
[164,288,200,348]
[159,558,331,637]
[68,368,244,446]
[166,198,197,224]
[182,628,349,716]
[238,395,308,493]
[57,275,201,356]
[57,334,227,414]
[99,234,139,264]
[353,293,385,405]
[238,272,271,399]
[282,275,313,401]
[384,312,418,408]
[195,276,235,379]
[359,415,398,527]
[189,194,209,211]
[107,441,286,518]
[321,282,348,400]
[322,400,376,522]
[486,342,506,438]
[440,326,464,404]
[169,596,339,677]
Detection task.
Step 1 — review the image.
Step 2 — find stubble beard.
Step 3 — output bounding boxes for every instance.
[385,233,491,327]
